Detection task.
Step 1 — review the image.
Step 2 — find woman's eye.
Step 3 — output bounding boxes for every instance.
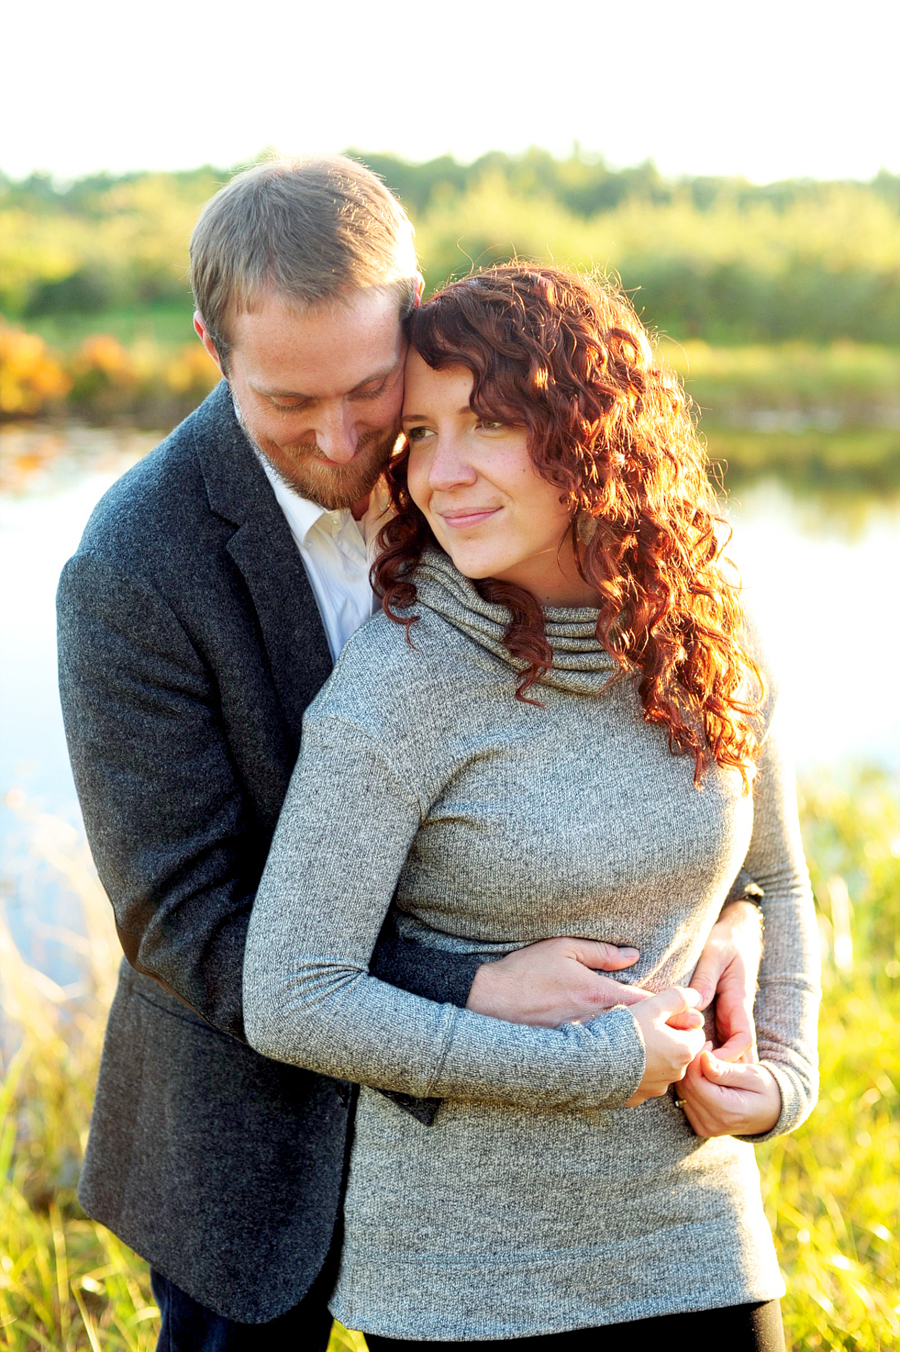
[478,419,505,431]
[405,426,432,443]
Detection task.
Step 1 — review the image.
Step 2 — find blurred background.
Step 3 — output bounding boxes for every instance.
[1,1,897,1348]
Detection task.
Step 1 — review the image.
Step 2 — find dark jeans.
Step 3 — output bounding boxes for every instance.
[365,1299,785,1351]
[150,1262,334,1352]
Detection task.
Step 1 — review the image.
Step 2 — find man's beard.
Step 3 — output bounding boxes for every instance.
[232,392,398,511]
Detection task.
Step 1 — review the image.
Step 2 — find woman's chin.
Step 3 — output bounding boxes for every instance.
[433,542,497,582]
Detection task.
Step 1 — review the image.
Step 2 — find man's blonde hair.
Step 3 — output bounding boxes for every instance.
[190,154,419,363]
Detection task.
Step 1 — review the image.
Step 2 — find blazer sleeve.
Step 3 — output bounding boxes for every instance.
[741,701,821,1138]
[369,912,481,1008]
[243,714,647,1111]
[58,550,260,1040]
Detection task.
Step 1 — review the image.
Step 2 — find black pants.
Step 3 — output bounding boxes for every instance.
[150,1263,334,1352]
[365,1299,785,1351]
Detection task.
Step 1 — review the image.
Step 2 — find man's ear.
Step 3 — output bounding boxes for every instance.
[413,274,425,308]
[194,312,224,374]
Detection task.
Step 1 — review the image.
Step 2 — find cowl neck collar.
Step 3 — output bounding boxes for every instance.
[412,549,619,695]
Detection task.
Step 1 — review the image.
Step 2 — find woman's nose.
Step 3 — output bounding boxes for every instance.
[428,435,477,490]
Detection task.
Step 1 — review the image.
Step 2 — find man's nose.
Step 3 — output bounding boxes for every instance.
[428,434,477,491]
[314,405,357,463]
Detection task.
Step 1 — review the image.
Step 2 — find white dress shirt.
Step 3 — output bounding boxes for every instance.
[256,455,374,662]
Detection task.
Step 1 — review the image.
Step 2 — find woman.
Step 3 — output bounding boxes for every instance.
[243,266,819,1347]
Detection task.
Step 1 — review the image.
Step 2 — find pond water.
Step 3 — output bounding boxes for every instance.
[1,422,898,980]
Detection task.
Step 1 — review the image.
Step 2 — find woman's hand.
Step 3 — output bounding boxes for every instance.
[677,1043,782,1137]
[625,988,706,1106]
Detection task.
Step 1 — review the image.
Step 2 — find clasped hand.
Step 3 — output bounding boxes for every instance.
[465,899,780,1134]
[676,1042,781,1137]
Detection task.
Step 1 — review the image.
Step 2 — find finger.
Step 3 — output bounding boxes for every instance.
[687,953,724,1010]
[683,1026,708,1060]
[571,939,640,972]
[680,1048,708,1091]
[677,1055,727,1136]
[667,1026,708,1078]
[698,1049,755,1087]
[665,1008,705,1031]
[649,985,703,1020]
[711,986,758,1061]
[714,1028,756,1062]
[678,1097,712,1138]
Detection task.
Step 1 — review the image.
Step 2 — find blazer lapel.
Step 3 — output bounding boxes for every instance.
[192,383,334,741]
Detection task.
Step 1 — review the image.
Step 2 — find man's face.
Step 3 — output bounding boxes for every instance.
[196,288,406,510]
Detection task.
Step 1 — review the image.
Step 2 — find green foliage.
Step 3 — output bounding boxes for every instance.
[23,303,195,353]
[2,152,898,343]
[1,769,898,1348]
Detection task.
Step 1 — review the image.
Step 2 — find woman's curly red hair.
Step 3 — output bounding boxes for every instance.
[374,264,763,788]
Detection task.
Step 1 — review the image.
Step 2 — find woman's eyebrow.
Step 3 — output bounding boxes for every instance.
[402,405,473,423]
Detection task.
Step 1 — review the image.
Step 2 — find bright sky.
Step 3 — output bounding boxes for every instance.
[3,0,897,184]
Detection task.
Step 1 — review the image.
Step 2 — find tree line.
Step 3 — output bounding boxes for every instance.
[1,150,898,345]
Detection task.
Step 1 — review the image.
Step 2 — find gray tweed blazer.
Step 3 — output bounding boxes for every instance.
[57,382,478,1322]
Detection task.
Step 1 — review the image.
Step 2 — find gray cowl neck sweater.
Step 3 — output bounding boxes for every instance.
[244,546,820,1341]
[412,548,618,693]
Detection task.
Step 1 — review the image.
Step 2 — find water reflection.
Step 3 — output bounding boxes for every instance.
[0,422,160,496]
[703,419,900,511]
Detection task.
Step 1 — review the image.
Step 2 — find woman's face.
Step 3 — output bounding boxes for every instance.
[403,350,597,607]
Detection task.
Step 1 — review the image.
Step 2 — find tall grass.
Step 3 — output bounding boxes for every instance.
[1,770,897,1350]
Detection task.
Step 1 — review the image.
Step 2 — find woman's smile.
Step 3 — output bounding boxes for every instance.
[438,506,502,528]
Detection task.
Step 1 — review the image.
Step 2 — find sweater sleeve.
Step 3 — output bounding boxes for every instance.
[243,714,646,1111]
[741,702,821,1139]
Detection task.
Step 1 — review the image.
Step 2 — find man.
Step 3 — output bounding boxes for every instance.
[57,155,764,1351]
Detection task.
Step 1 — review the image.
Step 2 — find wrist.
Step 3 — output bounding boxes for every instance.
[716,899,765,953]
[719,897,764,925]
[465,960,502,1018]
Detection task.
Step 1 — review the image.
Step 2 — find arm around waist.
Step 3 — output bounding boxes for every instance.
[243,714,645,1110]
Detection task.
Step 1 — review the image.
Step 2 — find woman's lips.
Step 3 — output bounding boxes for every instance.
[438,508,500,529]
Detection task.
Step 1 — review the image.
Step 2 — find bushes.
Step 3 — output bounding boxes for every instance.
[0,323,71,416]
[0,322,219,423]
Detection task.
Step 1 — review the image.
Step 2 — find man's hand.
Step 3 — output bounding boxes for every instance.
[465,937,650,1028]
[677,1042,782,1138]
[689,900,764,1061]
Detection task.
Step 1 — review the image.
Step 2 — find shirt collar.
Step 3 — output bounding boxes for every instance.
[254,449,339,546]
